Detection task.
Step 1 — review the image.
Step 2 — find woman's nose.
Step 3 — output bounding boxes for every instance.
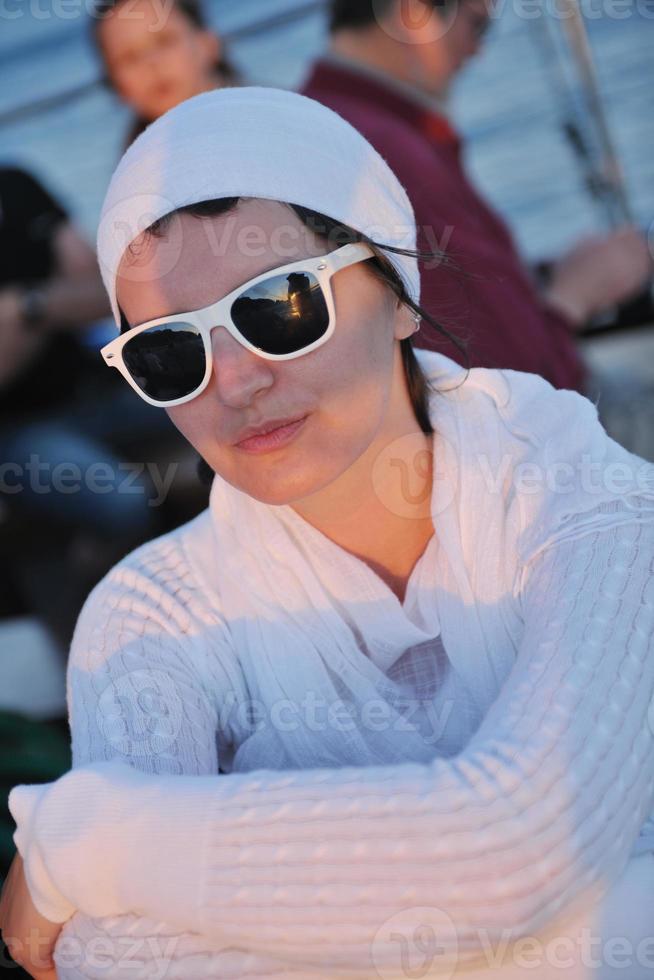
[209,324,274,407]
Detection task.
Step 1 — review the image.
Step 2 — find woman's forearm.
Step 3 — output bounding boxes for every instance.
[10,523,654,974]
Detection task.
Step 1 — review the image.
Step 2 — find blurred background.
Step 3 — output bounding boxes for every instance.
[1,2,653,973]
[3,1,653,254]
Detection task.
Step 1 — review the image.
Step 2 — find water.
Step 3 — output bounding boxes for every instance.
[1,0,653,260]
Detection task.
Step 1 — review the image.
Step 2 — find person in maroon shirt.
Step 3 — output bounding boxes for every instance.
[301,0,651,394]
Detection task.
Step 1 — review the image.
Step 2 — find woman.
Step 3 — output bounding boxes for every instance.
[2,87,654,980]
[90,0,238,148]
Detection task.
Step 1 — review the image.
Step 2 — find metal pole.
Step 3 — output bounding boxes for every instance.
[529,13,603,203]
[557,0,634,226]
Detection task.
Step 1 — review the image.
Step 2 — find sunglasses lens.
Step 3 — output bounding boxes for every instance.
[122,322,206,402]
[231,270,329,355]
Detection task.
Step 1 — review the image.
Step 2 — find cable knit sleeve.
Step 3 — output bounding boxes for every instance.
[9,527,242,927]
[9,514,654,975]
[66,535,223,776]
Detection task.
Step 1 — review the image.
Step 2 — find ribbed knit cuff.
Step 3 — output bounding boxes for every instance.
[8,783,77,923]
[8,783,47,860]
[16,761,217,934]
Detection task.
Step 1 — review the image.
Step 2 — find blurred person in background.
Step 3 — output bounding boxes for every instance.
[0,166,165,654]
[301,0,654,456]
[0,0,237,657]
[90,0,240,149]
[0,165,173,975]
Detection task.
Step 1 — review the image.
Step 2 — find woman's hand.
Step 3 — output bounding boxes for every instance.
[0,852,61,979]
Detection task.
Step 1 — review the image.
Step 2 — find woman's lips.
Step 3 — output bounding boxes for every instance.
[234,416,308,454]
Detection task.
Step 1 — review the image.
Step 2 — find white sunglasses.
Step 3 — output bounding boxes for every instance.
[101,242,375,408]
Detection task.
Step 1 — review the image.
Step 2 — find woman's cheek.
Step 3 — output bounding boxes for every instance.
[165,402,218,457]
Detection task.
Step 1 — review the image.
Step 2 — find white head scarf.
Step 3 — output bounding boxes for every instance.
[96,86,421,328]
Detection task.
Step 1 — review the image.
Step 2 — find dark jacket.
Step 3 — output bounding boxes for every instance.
[301,57,587,393]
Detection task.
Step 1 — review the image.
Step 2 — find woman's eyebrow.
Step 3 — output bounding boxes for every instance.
[119,300,191,332]
[116,254,320,334]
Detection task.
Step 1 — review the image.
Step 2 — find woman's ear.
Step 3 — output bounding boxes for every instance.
[394,303,421,341]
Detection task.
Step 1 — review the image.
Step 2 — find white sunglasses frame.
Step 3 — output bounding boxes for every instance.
[100,241,376,408]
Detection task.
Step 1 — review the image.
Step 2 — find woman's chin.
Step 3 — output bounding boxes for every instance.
[223,461,337,509]
[235,476,321,508]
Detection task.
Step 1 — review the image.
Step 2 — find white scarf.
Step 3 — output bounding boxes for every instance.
[191,347,654,775]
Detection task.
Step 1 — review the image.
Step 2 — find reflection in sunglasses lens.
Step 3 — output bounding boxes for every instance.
[231,270,329,354]
[123,322,205,400]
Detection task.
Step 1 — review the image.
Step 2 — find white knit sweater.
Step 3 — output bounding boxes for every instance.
[8,350,654,979]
